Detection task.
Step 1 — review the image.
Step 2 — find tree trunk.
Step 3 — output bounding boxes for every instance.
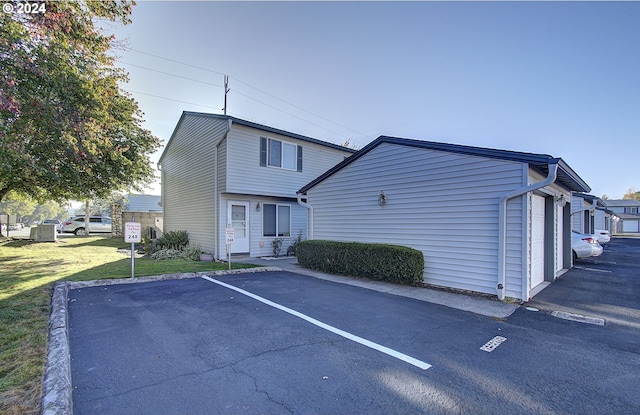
[84,200,90,236]
[0,186,11,237]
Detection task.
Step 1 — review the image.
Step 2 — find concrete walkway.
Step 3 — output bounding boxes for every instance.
[234,256,519,319]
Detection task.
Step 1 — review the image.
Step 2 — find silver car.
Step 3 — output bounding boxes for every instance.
[62,216,112,235]
[571,231,603,261]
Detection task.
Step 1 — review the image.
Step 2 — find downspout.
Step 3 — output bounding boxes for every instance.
[297,192,313,240]
[497,159,559,300]
[214,118,232,260]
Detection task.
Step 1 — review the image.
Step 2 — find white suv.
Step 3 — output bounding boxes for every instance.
[62,216,112,235]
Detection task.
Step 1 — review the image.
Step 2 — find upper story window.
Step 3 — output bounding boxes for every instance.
[624,207,639,213]
[260,137,302,172]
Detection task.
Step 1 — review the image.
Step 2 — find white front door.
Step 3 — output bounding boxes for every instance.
[227,201,250,253]
[531,195,546,288]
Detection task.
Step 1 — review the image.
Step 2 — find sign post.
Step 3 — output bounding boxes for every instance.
[124,221,142,278]
[225,227,235,270]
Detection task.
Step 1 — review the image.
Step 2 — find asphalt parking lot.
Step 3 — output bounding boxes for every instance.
[67,238,640,415]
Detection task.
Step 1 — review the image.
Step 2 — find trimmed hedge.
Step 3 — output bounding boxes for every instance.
[296,240,424,285]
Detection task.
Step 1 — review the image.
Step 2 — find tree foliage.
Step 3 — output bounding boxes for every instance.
[0,0,161,208]
[623,188,640,201]
[0,191,68,223]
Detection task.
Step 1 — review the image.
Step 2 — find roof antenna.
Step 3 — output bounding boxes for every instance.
[223,75,229,115]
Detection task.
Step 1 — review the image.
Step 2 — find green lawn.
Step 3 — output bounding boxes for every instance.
[0,235,259,415]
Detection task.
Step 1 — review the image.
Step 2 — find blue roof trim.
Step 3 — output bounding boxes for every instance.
[298,136,591,194]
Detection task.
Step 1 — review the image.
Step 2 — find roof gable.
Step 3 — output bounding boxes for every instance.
[299,136,590,193]
[158,112,356,165]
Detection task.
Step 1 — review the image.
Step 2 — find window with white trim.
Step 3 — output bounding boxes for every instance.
[260,137,302,172]
[262,204,291,237]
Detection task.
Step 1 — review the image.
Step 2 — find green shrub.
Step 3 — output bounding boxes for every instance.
[151,246,204,261]
[151,249,184,260]
[286,230,303,256]
[271,238,283,257]
[155,230,189,250]
[181,246,204,261]
[296,240,424,285]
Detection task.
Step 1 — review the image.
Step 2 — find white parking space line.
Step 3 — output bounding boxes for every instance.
[480,336,506,352]
[201,276,432,370]
[573,266,612,273]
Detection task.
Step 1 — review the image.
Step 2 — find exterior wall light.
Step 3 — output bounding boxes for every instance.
[256,202,261,211]
[378,191,387,206]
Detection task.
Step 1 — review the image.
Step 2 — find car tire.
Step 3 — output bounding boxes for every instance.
[74,228,87,236]
[572,250,578,262]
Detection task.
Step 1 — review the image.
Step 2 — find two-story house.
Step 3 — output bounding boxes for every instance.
[158,112,356,259]
[604,199,640,234]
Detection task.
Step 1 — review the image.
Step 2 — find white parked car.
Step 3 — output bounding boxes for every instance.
[62,216,112,235]
[571,231,603,261]
[593,229,611,244]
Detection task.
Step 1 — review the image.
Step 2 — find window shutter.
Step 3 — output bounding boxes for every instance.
[297,145,303,172]
[260,137,267,167]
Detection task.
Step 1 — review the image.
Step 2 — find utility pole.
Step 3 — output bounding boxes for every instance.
[223,75,229,115]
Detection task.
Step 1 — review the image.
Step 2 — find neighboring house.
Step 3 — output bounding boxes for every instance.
[118,194,163,239]
[571,193,599,234]
[604,199,640,234]
[571,193,618,237]
[297,136,590,301]
[158,112,356,258]
[126,194,162,212]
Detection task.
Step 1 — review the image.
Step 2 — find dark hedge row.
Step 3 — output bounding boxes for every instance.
[296,240,424,285]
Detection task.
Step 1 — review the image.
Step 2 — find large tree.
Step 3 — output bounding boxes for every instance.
[623,188,640,201]
[0,0,161,235]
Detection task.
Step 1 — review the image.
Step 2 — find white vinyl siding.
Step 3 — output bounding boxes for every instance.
[219,196,306,258]
[226,124,351,198]
[161,113,351,258]
[306,143,526,297]
[160,116,228,253]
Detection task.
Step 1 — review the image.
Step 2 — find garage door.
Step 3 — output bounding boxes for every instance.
[531,195,546,288]
[556,203,564,273]
[623,220,640,233]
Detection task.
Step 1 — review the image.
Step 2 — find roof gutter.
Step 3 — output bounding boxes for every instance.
[296,192,313,240]
[497,160,559,300]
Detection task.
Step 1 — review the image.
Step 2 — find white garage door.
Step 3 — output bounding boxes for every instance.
[531,195,546,288]
[556,203,564,273]
[623,220,640,233]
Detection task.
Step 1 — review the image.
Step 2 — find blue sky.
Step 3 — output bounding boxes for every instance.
[108,1,639,199]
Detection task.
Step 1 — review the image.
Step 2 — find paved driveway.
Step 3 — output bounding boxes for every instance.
[68,245,640,415]
[514,237,640,354]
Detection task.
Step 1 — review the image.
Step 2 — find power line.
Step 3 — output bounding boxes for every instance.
[116,60,224,88]
[231,89,345,138]
[123,47,372,142]
[126,90,220,110]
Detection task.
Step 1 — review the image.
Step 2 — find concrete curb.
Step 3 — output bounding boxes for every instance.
[40,266,282,415]
[41,282,73,415]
